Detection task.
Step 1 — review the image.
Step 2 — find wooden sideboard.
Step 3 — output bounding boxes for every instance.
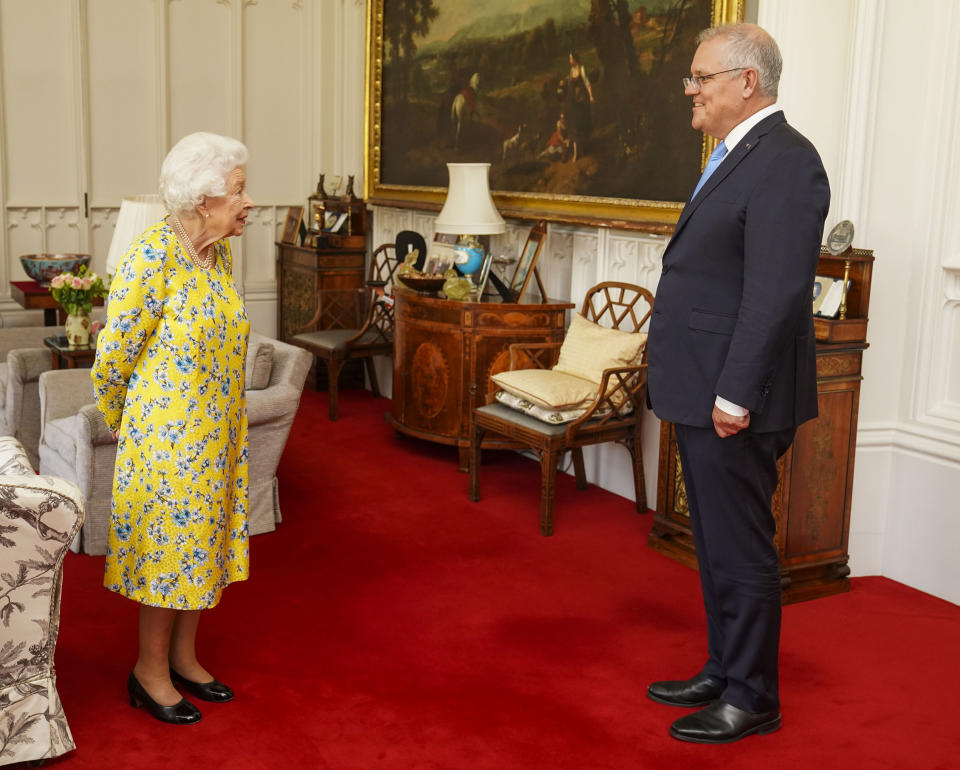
[390,288,574,471]
[648,247,874,604]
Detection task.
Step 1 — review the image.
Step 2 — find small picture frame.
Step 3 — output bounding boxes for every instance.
[281,206,304,244]
[423,233,457,275]
[327,212,349,233]
[510,220,547,302]
[475,251,494,296]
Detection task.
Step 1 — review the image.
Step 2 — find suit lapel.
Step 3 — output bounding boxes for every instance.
[668,111,787,246]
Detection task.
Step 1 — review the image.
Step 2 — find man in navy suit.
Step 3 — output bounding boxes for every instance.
[646,23,830,743]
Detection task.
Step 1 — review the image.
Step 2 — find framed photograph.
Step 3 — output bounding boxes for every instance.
[281,206,303,244]
[510,220,547,302]
[475,250,494,296]
[423,234,457,275]
[363,0,742,228]
[326,212,349,234]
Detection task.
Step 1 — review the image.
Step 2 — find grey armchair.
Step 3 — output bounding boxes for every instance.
[0,325,60,468]
[37,332,311,555]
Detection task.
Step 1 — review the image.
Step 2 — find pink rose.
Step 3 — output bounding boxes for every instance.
[81,277,92,289]
[71,276,83,289]
[50,275,65,289]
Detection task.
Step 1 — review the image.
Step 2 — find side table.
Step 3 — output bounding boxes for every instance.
[10,281,104,326]
[44,336,97,369]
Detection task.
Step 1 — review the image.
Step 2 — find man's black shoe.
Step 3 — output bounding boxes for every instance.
[647,673,724,707]
[669,700,781,744]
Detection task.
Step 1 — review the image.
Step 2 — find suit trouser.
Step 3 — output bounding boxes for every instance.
[674,422,796,714]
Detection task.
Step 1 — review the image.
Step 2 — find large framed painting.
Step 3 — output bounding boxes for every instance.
[364,0,744,228]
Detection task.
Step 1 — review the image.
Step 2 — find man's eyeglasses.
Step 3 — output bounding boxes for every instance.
[682,68,745,93]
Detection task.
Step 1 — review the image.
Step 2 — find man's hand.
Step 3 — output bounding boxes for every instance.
[713,404,749,438]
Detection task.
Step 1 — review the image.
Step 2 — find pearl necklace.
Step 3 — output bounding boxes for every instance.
[171,216,215,269]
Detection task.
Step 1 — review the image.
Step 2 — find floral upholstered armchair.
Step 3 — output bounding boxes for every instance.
[0,436,84,766]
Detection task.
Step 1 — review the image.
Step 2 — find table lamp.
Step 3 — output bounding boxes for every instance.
[434,163,505,278]
[106,194,167,277]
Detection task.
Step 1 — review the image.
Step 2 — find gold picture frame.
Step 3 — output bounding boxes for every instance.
[510,221,547,302]
[281,206,303,245]
[364,0,743,229]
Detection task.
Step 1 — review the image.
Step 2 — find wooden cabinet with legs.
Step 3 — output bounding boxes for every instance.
[648,247,874,604]
[276,241,367,388]
[390,288,573,471]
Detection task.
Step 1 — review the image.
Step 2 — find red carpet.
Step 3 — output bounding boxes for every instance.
[48,389,960,769]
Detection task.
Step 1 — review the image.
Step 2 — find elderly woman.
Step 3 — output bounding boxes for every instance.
[91,132,254,725]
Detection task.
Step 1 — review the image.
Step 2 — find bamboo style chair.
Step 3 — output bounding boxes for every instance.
[290,243,399,420]
[469,281,654,535]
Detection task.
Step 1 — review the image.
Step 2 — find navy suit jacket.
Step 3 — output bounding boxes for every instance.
[647,111,830,433]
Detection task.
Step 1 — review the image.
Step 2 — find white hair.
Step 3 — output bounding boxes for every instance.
[159,132,249,215]
[698,23,782,100]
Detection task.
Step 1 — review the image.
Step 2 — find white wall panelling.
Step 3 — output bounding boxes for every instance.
[0,0,362,336]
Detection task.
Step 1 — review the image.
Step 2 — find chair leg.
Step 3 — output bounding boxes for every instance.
[630,432,647,513]
[571,448,587,490]
[540,448,558,536]
[326,359,343,421]
[364,357,382,397]
[469,424,486,502]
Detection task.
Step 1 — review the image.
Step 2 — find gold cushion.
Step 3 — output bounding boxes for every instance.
[490,368,597,411]
[554,313,647,385]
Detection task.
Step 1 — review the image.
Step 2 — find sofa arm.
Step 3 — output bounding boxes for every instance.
[38,369,96,427]
[77,403,116,447]
[7,347,52,384]
[5,348,52,433]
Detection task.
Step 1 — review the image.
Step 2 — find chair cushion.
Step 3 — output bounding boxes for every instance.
[44,416,77,461]
[292,328,382,352]
[490,368,597,411]
[494,389,591,424]
[474,402,569,436]
[246,342,274,391]
[554,313,647,385]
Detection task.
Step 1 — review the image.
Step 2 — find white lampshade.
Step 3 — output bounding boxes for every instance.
[434,163,505,235]
[106,194,167,276]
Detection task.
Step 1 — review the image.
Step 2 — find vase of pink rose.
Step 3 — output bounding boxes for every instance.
[49,266,108,348]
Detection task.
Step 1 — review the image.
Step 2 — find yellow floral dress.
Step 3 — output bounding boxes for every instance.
[92,221,250,609]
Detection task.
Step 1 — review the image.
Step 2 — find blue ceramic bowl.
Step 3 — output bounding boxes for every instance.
[19,254,91,286]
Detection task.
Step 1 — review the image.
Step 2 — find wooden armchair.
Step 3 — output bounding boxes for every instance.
[469,281,654,535]
[289,243,399,420]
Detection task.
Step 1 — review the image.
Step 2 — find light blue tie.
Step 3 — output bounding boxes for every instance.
[691,141,727,200]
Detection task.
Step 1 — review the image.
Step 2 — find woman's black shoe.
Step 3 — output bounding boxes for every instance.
[127,671,202,725]
[170,667,234,703]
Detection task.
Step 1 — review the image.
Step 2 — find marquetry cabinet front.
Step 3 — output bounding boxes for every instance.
[390,288,573,471]
[649,247,874,604]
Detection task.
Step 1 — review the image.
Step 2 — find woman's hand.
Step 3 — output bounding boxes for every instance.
[110,429,120,441]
